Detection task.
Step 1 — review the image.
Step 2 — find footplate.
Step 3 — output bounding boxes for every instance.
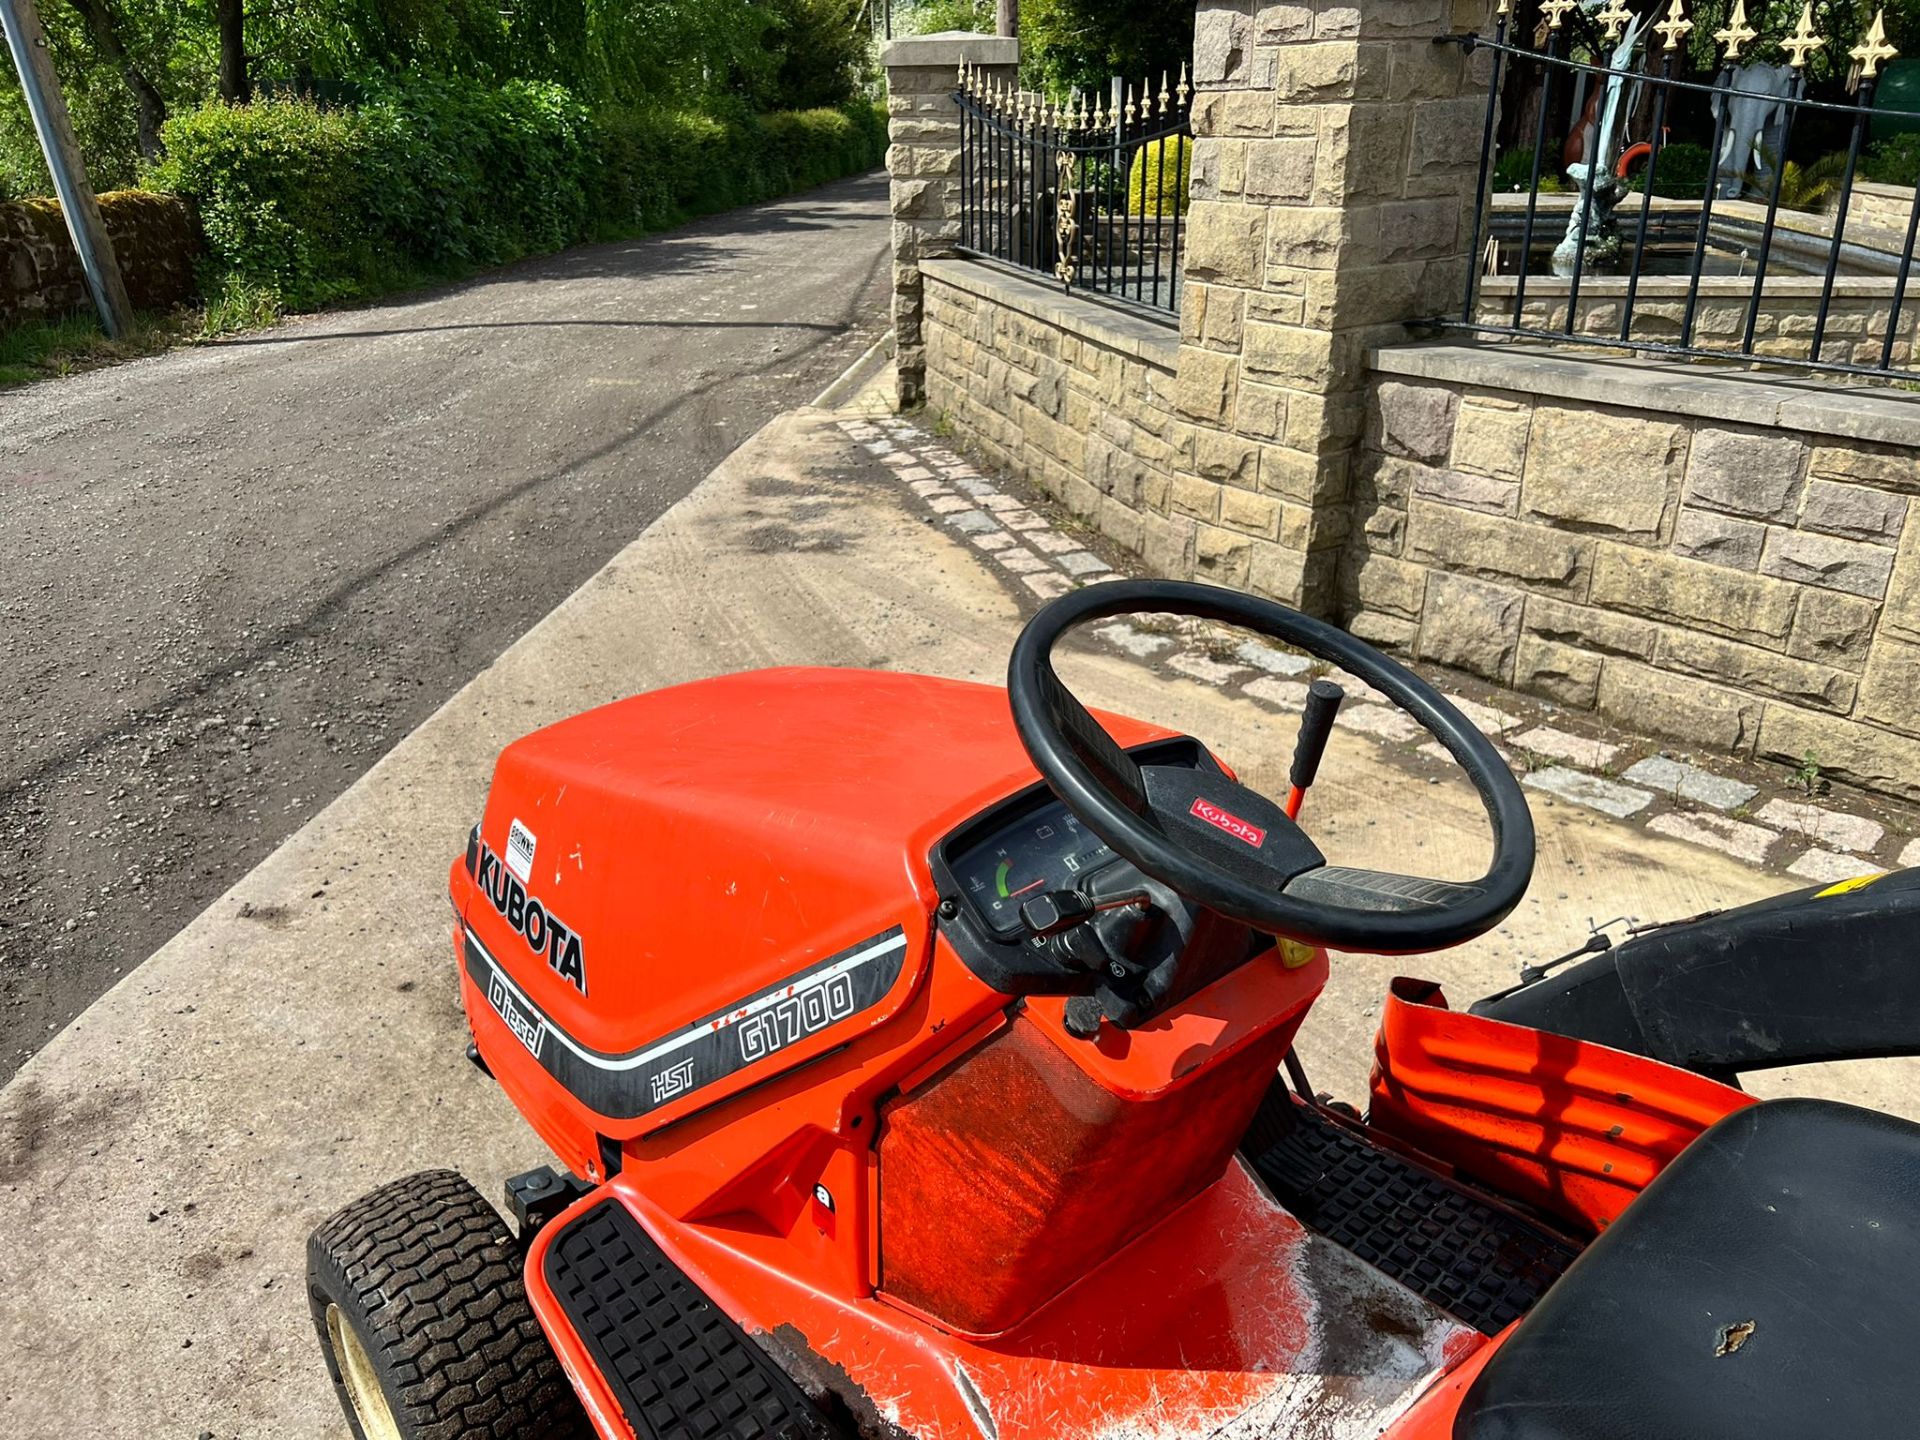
[1243,1085,1579,1335]
[542,1199,840,1440]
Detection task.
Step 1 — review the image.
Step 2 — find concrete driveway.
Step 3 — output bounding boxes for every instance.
[1,404,1910,1437]
[0,173,890,1084]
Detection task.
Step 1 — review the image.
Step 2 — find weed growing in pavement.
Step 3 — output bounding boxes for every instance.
[1791,749,1830,797]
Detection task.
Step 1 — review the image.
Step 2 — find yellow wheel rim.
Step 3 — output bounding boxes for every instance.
[326,1303,404,1440]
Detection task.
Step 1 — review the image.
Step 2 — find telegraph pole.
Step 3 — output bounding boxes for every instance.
[0,0,133,338]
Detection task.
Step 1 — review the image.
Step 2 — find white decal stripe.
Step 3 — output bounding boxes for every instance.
[466,928,908,1074]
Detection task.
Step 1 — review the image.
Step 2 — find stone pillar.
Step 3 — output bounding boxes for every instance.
[1171,0,1493,614]
[882,31,1020,409]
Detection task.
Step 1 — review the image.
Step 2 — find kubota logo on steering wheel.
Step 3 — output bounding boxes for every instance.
[1190,798,1265,848]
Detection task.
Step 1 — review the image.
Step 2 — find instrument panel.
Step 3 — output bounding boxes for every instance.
[945,798,1117,938]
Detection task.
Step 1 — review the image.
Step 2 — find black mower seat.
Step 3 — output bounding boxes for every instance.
[1455,1097,1920,1440]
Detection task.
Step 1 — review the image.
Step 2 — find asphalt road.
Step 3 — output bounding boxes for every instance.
[0,172,891,1083]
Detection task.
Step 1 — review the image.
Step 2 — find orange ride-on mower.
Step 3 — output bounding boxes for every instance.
[308,580,1920,1440]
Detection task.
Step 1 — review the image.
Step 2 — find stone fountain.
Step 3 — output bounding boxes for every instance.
[1552,6,1649,276]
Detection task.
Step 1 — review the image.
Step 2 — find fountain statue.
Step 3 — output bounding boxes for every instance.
[1552,5,1649,276]
[1714,61,1795,198]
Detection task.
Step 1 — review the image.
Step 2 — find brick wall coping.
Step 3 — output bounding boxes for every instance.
[922,257,1180,371]
[881,32,1019,68]
[1370,341,1920,451]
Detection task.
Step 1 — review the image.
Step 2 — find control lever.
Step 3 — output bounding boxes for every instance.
[1019,886,1152,941]
[1286,679,1345,820]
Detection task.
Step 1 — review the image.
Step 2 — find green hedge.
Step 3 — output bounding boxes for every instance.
[151,81,887,310]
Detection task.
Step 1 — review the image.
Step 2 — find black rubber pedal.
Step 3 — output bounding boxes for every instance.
[543,1200,841,1440]
[1243,1085,1580,1335]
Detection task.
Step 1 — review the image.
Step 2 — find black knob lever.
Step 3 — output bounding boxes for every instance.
[1287,679,1346,818]
[1019,889,1095,938]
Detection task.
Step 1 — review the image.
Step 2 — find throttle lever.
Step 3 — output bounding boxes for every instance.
[1286,679,1346,820]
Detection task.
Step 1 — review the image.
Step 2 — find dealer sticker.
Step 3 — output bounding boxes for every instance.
[505,818,537,883]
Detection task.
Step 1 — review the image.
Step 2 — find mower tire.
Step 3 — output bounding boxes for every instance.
[308,1169,587,1440]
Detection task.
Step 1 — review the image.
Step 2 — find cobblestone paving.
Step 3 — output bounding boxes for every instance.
[837,414,1920,885]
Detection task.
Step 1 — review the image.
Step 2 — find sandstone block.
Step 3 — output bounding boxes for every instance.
[1756,705,1920,803]
[1686,426,1806,520]
[1514,635,1602,708]
[1888,527,1920,645]
[1348,552,1429,618]
[1349,609,1420,650]
[1255,4,1315,45]
[1245,138,1319,202]
[1858,639,1920,738]
[1243,323,1339,387]
[1171,472,1223,521]
[1787,589,1879,668]
[1449,403,1531,482]
[1367,380,1459,465]
[1523,406,1683,538]
[1589,545,1796,645]
[1221,486,1282,538]
[1416,573,1522,680]
[1412,464,1518,516]
[1671,509,1766,571]
[1598,658,1764,754]
[1176,346,1240,425]
[1194,4,1255,85]
[1236,380,1290,441]
[1407,502,1588,590]
[1522,594,1658,659]
[1658,630,1857,713]
[1807,443,1920,491]
[1264,205,1352,271]
[1195,523,1253,585]
[1760,529,1896,599]
[1184,202,1268,288]
[1800,479,1909,546]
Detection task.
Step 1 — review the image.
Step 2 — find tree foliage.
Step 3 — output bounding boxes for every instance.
[900,0,1193,98]
[0,0,874,200]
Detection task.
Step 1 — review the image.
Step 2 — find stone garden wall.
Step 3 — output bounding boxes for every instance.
[1,191,199,327]
[884,14,1920,804]
[922,261,1188,573]
[1350,344,1920,799]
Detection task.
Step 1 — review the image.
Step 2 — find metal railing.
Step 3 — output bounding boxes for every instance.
[1446,1,1920,380]
[955,65,1193,318]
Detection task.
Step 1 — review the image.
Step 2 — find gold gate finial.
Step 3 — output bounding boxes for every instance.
[1654,0,1694,51]
[1597,0,1634,41]
[1782,2,1825,68]
[1713,0,1758,61]
[1851,9,1899,78]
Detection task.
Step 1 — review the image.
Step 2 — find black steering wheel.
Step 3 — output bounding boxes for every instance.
[1007,579,1534,954]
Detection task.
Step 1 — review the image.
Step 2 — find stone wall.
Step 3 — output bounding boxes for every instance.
[922,260,1186,570]
[1,191,200,328]
[1350,343,1920,800]
[881,32,1019,409]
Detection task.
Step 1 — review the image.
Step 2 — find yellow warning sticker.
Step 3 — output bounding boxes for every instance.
[1817,872,1888,898]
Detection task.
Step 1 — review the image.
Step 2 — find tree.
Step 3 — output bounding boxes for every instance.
[1018,0,1192,97]
[63,0,165,156]
[214,0,245,103]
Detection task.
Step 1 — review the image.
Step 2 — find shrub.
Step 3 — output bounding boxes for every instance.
[151,83,887,311]
[1127,135,1190,216]
[1635,141,1715,199]
[1863,132,1920,187]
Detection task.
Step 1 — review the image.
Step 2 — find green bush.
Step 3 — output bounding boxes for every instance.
[1635,141,1715,199]
[1127,136,1190,216]
[150,83,887,311]
[1863,132,1920,187]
